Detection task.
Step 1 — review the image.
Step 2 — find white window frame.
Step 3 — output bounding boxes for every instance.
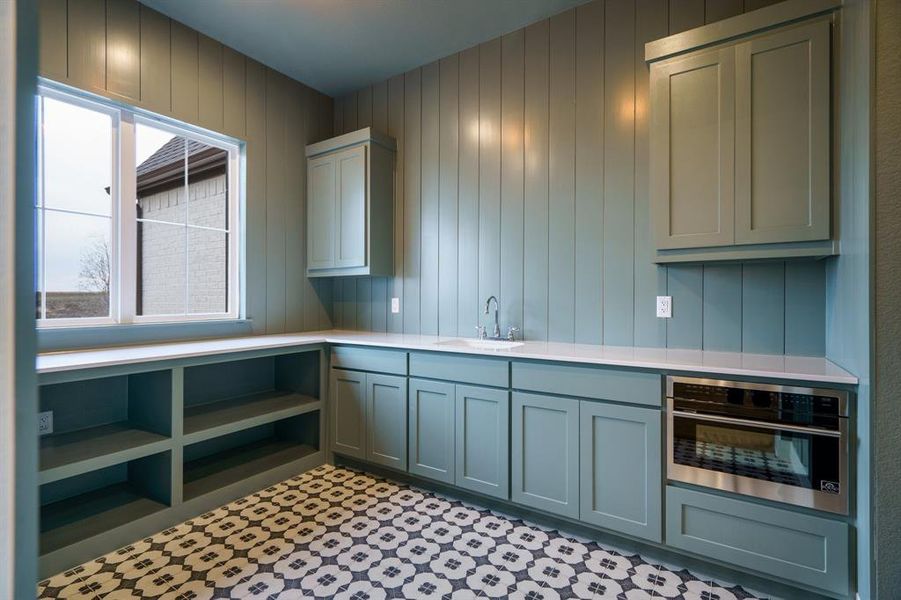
[36,83,243,328]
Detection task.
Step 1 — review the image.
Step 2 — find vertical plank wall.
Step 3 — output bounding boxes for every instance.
[332,0,826,355]
[37,0,335,335]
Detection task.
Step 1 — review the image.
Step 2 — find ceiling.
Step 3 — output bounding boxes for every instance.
[139,0,590,97]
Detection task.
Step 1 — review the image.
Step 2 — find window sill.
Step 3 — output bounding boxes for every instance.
[37,319,254,353]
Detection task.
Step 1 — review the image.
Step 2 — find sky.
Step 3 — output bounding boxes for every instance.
[39,96,175,293]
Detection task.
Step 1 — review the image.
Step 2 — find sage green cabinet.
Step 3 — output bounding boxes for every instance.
[651,47,735,250]
[579,401,662,542]
[330,368,366,459]
[365,373,407,470]
[649,17,833,262]
[330,368,406,470]
[455,385,509,500]
[306,127,396,277]
[511,392,579,519]
[408,379,455,484]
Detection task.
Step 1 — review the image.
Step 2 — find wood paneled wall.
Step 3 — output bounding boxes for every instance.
[332,0,826,355]
[37,0,334,335]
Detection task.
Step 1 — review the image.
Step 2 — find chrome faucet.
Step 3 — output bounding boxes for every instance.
[484,295,501,339]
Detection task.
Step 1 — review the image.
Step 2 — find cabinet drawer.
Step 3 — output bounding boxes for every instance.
[666,486,849,595]
[331,346,407,376]
[512,362,661,407]
[410,352,508,388]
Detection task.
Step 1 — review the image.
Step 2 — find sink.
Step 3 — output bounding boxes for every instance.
[435,338,524,351]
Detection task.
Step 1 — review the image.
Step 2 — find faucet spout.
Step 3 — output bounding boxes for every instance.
[484,296,500,339]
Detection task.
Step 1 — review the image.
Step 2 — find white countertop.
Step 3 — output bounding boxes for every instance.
[36,329,858,385]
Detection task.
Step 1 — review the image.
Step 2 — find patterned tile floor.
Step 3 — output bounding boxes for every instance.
[38,465,769,599]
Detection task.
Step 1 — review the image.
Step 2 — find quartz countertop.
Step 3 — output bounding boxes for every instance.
[36,329,858,385]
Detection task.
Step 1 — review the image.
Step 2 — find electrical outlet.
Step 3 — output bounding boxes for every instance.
[656,295,673,319]
[391,297,400,314]
[38,411,53,436]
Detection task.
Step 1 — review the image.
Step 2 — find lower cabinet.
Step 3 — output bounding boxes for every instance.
[365,373,407,470]
[666,486,849,595]
[408,379,456,484]
[330,369,367,459]
[455,385,509,499]
[511,392,580,518]
[579,400,663,542]
[330,368,407,470]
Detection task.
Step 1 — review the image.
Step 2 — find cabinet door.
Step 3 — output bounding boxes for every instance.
[408,379,455,484]
[735,19,830,244]
[330,369,366,459]
[365,373,407,470]
[454,385,509,499]
[651,47,735,249]
[307,153,337,270]
[335,145,367,268]
[579,401,662,542]
[511,392,579,518]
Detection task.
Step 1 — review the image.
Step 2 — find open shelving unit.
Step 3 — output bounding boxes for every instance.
[37,345,325,578]
[39,370,172,484]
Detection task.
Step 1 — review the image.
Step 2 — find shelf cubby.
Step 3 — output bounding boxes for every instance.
[182,412,319,501]
[40,451,171,555]
[39,371,172,483]
[182,353,320,442]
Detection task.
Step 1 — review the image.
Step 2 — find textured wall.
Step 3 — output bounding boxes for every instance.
[332,0,828,355]
[37,0,335,335]
[873,0,901,593]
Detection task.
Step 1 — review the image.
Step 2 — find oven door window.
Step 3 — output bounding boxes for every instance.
[672,415,841,491]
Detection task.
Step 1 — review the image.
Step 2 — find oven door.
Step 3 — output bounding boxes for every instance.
[667,398,848,514]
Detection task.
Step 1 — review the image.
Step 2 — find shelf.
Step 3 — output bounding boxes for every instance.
[40,482,167,555]
[40,422,169,483]
[183,438,318,501]
[183,390,319,441]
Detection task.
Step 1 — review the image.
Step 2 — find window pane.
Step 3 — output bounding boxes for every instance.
[136,122,186,226]
[187,140,229,229]
[137,221,186,316]
[34,208,42,319]
[41,96,113,216]
[188,229,228,314]
[43,211,111,319]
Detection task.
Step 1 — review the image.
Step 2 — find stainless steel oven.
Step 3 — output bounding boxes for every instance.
[666,376,849,514]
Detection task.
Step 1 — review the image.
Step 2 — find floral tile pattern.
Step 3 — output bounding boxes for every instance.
[38,465,769,599]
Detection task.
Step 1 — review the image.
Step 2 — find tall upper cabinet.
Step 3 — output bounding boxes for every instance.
[646,0,838,263]
[306,128,396,277]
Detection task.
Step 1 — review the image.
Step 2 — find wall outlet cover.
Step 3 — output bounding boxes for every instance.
[38,410,53,436]
[656,296,673,319]
[391,297,400,314]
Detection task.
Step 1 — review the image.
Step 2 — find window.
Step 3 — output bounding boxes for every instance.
[35,86,241,327]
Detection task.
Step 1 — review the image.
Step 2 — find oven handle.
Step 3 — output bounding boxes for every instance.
[670,409,843,438]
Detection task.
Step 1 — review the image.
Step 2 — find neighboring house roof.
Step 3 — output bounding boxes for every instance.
[136,136,228,197]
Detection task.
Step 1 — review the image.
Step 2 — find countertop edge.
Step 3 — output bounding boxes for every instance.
[36,330,859,385]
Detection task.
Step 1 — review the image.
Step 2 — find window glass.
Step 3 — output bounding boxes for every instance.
[36,95,114,320]
[36,88,241,327]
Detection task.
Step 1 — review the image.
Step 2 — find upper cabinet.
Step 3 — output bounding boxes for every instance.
[306,128,396,277]
[647,3,837,263]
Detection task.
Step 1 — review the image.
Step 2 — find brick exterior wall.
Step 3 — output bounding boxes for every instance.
[138,174,227,315]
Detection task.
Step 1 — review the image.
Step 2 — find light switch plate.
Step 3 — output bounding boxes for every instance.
[391,297,400,314]
[38,411,53,436]
[656,296,673,319]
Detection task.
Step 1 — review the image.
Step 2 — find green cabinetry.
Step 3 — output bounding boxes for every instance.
[408,378,455,484]
[455,385,509,500]
[510,392,579,518]
[649,15,835,262]
[579,401,662,542]
[306,128,396,277]
[666,486,849,596]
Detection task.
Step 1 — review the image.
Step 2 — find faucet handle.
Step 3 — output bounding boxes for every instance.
[506,326,520,341]
[475,325,487,340]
